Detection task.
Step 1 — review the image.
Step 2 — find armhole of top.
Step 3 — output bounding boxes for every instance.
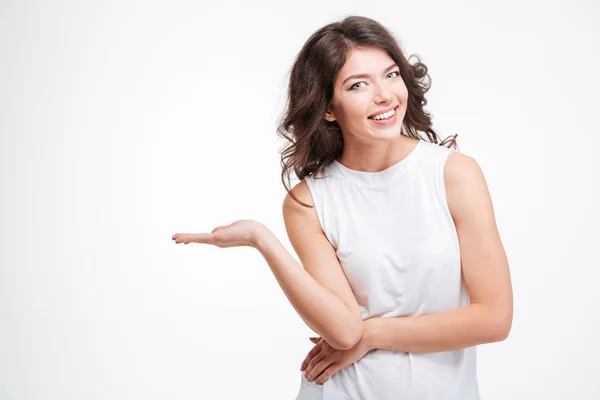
[303,177,327,237]
[438,148,457,228]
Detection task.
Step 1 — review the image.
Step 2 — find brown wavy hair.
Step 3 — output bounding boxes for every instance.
[277,15,459,207]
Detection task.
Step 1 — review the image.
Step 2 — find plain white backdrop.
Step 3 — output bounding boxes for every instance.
[1,1,599,399]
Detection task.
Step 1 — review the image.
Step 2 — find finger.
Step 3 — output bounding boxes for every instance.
[306,357,336,382]
[304,349,328,379]
[300,343,322,371]
[175,233,218,245]
[314,364,340,384]
[309,337,319,343]
[301,345,320,371]
[212,223,233,233]
[172,233,187,242]
[190,233,218,243]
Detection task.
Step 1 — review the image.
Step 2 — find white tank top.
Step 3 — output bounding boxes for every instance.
[295,139,480,400]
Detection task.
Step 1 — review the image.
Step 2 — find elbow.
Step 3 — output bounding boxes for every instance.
[333,318,364,350]
[488,308,513,342]
[490,323,511,342]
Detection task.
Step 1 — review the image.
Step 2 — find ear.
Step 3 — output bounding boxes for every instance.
[324,109,336,122]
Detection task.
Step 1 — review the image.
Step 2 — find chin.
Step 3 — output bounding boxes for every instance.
[369,126,403,141]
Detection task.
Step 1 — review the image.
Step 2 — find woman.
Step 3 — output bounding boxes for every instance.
[172,15,513,400]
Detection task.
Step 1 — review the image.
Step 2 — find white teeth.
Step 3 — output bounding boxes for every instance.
[371,108,396,120]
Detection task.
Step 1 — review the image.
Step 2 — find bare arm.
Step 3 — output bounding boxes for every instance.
[254,180,363,350]
[363,152,513,353]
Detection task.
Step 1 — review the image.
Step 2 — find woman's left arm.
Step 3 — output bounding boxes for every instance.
[364,152,513,353]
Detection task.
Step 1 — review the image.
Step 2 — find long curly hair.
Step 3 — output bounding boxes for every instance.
[277,15,459,207]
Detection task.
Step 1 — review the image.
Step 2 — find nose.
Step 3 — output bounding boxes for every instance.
[373,81,393,104]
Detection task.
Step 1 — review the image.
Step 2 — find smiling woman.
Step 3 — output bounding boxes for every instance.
[274,15,512,400]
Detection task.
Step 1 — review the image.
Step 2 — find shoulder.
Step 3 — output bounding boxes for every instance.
[282,165,336,214]
[444,151,483,182]
[282,180,314,212]
[443,151,492,223]
[282,180,322,232]
[282,180,328,248]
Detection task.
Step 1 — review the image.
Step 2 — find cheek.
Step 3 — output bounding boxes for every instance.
[398,82,409,102]
[349,98,371,119]
[337,103,367,125]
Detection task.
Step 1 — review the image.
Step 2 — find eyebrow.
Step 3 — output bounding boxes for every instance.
[341,63,399,86]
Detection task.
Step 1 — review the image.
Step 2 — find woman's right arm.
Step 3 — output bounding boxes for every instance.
[253,180,363,350]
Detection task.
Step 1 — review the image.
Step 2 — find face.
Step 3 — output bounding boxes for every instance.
[324,46,408,142]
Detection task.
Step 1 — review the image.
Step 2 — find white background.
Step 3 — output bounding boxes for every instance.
[1,1,599,399]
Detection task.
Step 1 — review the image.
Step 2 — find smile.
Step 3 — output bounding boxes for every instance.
[368,106,399,125]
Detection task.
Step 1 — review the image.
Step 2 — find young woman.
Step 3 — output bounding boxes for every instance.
[172,15,513,400]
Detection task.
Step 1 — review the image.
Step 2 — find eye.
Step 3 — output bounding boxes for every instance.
[349,71,400,91]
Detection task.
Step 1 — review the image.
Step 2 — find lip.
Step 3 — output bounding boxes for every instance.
[368,106,398,126]
[368,105,398,119]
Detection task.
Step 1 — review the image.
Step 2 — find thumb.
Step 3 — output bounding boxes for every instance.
[212,225,231,233]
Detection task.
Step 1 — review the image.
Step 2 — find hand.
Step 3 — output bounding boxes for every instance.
[172,219,264,248]
[300,334,373,385]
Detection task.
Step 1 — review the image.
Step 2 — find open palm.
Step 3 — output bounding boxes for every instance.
[172,219,262,248]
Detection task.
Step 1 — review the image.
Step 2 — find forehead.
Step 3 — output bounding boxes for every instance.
[337,47,395,81]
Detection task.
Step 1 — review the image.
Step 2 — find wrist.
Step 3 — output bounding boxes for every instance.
[362,318,379,351]
[250,222,274,250]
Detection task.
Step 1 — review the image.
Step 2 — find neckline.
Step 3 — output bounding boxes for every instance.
[330,139,425,187]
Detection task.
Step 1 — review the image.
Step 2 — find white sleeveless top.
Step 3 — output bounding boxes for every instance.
[295,139,480,400]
